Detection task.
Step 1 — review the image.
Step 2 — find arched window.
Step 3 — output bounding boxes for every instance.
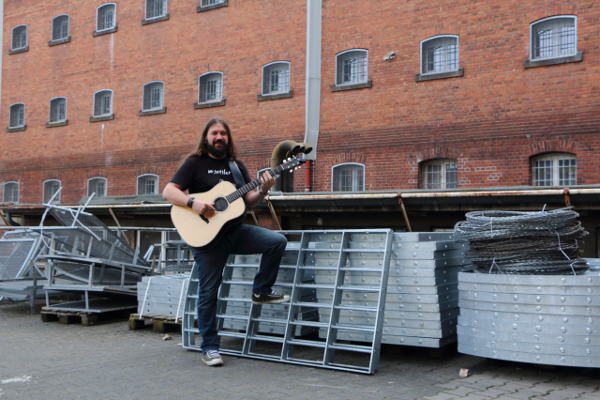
[96,3,117,32]
[198,72,223,103]
[49,97,67,123]
[3,182,19,203]
[87,177,108,197]
[93,90,113,117]
[531,153,576,186]
[11,25,28,51]
[421,35,459,74]
[530,16,577,60]
[137,174,159,195]
[142,82,164,112]
[336,49,368,85]
[332,163,365,192]
[420,159,457,189]
[262,62,291,95]
[43,179,61,203]
[9,103,25,129]
[51,15,70,42]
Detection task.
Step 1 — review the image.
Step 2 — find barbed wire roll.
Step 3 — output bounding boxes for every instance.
[454,208,589,275]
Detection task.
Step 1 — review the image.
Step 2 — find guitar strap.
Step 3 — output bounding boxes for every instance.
[228,159,245,189]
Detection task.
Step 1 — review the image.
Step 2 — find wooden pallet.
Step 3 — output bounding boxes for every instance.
[41,307,133,326]
[128,314,183,333]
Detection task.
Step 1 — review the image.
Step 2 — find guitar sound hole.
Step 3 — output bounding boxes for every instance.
[214,197,228,212]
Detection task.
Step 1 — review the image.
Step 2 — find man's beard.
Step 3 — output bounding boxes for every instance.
[207,141,228,158]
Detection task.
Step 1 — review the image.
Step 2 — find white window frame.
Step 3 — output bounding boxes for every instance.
[420,35,459,75]
[531,153,577,187]
[335,49,368,86]
[9,103,26,129]
[261,61,291,95]
[96,3,117,32]
[145,0,168,20]
[198,72,223,103]
[142,81,164,112]
[93,89,113,117]
[49,97,67,123]
[3,181,20,203]
[420,159,458,189]
[87,177,108,197]
[11,25,28,51]
[137,174,159,195]
[332,162,365,192]
[43,179,62,203]
[52,14,70,41]
[530,15,577,61]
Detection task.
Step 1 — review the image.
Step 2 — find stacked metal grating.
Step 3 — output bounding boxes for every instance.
[458,268,600,368]
[315,232,465,348]
[219,251,319,336]
[41,207,151,312]
[137,274,189,320]
[455,208,600,367]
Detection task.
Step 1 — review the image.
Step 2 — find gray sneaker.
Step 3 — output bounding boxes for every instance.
[201,350,224,366]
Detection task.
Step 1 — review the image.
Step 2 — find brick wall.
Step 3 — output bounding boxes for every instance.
[1,0,598,203]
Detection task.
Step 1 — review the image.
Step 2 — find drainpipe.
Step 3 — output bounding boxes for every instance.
[303,0,322,191]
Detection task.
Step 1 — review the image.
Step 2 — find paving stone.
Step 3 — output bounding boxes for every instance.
[2,302,600,400]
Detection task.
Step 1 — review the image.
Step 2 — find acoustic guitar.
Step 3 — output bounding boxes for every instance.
[170,155,305,247]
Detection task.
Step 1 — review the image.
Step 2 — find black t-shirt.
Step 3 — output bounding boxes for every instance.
[169,155,252,241]
[170,155,251,193]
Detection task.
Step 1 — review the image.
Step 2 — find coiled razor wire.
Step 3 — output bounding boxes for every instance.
[454,208,589,275]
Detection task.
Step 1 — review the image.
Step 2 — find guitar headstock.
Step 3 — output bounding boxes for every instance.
[279,154,306,173]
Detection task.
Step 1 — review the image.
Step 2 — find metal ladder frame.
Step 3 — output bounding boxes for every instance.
[181,229,393,374]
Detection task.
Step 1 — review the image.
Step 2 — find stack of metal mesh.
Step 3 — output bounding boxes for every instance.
[220,251,318,336]
[314,232,464,347]
[137,274,189,320]
[454,208,588,274]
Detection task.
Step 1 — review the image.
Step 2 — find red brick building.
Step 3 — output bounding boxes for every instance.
[1,1,599,253]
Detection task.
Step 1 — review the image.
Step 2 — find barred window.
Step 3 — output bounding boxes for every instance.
[87,177,107,197]
[93,90,113,117]
[336,50,368,85]
[420,159,457,189]
[43,179,61,203]
[137,174,159,195]
[52,15,69,41]
[146,0,167,19]
[262,62,290,95]
[11,25,28,50]
[97,3,116,32]
[531,16,577,60]
[332,163,365,192]
[421,36,459,74]
[532,153,576,186]
[142,82,164,111]
[9,103,25,128]
[49,97,67,123]
[3,182,19,203]
[199,72,223,103]
[201,0,225,7]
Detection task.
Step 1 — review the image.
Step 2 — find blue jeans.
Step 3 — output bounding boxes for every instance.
[191,224,287,352]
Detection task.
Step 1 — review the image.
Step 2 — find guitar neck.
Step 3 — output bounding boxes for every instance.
[225,165,286,203]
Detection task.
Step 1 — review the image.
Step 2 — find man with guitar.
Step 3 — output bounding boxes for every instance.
[162,117,290,367]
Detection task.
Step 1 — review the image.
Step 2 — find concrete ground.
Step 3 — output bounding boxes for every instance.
[1,301,599,400]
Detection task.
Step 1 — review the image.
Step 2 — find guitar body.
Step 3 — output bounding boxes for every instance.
[170,180,246,248]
